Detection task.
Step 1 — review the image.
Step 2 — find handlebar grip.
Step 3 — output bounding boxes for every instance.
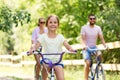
[26,51,30,56]
[74,50,77,52]
[26,51,35,56]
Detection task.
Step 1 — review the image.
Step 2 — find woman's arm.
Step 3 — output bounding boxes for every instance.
[29,41,41,54]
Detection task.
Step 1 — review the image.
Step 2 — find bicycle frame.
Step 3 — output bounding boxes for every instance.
[27,48,77,80]
[39,52,65,80]
[87,47,107,80]
[89,55,103,80]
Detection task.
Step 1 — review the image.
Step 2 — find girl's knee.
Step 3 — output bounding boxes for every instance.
[55,66,64,80]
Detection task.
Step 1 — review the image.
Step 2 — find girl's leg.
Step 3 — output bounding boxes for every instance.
[42,64,49,80]
[54,66,64,80]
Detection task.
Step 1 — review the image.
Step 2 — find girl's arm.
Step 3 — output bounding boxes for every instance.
[63,40,75,52]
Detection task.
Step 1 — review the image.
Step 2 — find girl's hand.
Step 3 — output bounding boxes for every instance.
[69,48,77,53]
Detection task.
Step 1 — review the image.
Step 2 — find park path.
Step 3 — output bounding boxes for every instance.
[0,72,34,80]
[0,65,35,80]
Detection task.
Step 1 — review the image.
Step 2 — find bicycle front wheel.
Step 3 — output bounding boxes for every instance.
[94,65,105,80]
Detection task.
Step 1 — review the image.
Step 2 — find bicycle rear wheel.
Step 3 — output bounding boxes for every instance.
[94,65,105,80]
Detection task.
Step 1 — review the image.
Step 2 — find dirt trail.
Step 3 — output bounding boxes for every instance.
[0,73,34,80]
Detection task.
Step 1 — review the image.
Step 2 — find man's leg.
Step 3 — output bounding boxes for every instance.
[96,51,102,62]
[84,60,90,80]
[83,50,91,80]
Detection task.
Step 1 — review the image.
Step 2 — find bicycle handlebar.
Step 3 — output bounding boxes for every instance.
[26,50,77,68]
[87,47,107,51]
[28,50,77,55]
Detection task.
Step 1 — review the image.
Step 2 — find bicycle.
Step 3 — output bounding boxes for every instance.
[27,47,77,80]
[82,47,107,80]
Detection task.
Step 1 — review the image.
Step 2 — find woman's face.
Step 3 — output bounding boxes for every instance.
[47,16,59,31]
[39,18,45,27]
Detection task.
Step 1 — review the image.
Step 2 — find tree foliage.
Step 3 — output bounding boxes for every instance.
[0,1,31,54]
[0,6,30,32]
[0,0,120,63]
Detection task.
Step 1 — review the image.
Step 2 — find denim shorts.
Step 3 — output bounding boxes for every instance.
[82,46,97,60]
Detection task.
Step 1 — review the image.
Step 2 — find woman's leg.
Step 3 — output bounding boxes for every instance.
[54,66,64,80]
[34,54,41,80]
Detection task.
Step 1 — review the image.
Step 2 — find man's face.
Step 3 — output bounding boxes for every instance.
[89,16,96,25]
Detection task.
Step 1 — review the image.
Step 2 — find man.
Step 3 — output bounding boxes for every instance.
[80,14,107,80]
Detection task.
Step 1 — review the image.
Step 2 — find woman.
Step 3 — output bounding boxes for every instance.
[31,18,48,80]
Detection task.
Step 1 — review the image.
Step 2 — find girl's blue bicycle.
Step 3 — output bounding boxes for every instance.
[27,47,77,80]
[87,47,107,80]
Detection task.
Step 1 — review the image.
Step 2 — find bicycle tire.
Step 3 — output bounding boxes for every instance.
[94,65,105,80]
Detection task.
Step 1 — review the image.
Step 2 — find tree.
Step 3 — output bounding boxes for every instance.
[0,6,30,32]
[0,5,31,54]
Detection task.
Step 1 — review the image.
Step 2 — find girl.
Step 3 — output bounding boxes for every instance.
[30,15,75,80]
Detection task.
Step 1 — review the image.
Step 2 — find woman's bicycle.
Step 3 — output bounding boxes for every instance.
[27,47,77,80]
[83,47,107,80]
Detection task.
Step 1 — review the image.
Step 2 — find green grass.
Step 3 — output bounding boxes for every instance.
[0,65,34,80]
[0,65,120,80]
[106,71,120,80]
[65,66,84,80]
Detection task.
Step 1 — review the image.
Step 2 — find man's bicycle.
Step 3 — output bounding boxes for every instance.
[83,47,107,80]
[27,47,77,80]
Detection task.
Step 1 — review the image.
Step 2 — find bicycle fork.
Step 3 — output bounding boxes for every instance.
[89,60,94,80]
[90,66,94,80]
[50,68,55,80]
[95,57,101,80]
[92,61,101,80]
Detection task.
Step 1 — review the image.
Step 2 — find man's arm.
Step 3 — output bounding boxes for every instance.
[99,34,106,47]
[81,34,87,49]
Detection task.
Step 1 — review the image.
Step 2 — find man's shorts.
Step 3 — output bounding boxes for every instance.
[82,46,97,60]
